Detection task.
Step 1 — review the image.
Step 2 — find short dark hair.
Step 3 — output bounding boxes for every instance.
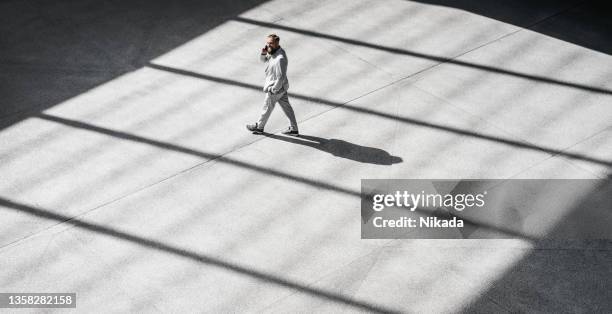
[267,34,280,42]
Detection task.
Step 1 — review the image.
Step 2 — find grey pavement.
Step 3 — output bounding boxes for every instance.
[1,0,611,313]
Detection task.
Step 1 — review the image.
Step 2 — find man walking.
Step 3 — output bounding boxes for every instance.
[246,34,299,136]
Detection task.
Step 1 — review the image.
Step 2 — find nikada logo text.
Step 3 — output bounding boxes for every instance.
[372,216,464,228]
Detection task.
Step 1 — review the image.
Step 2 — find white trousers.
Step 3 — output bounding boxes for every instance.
[257,91,298,130]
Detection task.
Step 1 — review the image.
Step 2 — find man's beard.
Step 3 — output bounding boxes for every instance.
[268,46,279,54]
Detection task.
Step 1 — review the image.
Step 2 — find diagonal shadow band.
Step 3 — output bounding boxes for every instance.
[146,63,612,168]
[34,113,538,240]
[232,17,612,96]
[0,197,402,314]
[35,113,359,197]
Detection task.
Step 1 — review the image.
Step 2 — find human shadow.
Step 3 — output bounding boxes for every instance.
[263,133,403,165]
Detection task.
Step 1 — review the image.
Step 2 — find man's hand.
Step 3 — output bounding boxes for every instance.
[263,85,276,94]
[261,46,268,55]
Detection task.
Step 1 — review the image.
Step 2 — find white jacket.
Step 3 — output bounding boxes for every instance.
[260,47,289,94]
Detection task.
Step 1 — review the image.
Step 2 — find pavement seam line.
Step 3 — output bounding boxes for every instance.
[277,0,587,131]
[330,41,396,78]
[558,157,609,179]
[0,133,273,252]
[410,82,611,180]
[255,240,397,312]
[503,125,612,180]
[410,84,528,142]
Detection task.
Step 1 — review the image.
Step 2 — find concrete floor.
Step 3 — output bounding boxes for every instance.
[1,0,611,313]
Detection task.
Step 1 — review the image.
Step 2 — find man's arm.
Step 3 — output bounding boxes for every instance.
[270,57,287,94]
